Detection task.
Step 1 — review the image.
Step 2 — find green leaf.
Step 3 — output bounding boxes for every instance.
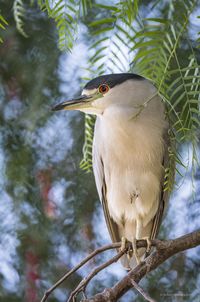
[90,18,115,27]
[94,3,118,11]
[0,14,8,43]
[13,0,28,38]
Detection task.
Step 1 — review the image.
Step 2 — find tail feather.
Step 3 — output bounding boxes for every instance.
[120,248,146,269]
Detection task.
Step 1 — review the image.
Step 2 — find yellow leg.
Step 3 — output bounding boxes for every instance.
[141,236,152,253]
[133,218,152,263]
[132,237,141,265]
[120,236,126,251]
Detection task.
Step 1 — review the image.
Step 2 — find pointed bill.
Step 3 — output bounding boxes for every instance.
[52,92,101,111]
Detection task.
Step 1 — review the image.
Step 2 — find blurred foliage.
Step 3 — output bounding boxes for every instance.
[0,1,98,301]
[0,13,7,42]
[0,0,200,302]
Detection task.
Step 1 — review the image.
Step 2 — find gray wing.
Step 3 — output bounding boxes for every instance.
[93,127,120,243]
[150,130,171,240]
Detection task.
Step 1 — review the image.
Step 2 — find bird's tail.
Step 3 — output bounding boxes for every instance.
[120,254,137,270]
[120,247,146,269]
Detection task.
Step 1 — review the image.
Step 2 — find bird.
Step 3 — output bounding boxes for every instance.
[52,73,169,269]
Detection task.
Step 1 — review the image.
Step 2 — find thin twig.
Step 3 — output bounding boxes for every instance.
[83,230,200,302]
[40,242,122,302]
[41,239,159,302]
[67,249,126,302]
[131,279,156,302]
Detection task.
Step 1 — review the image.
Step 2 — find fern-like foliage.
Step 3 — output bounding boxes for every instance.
[37,0,91,51]
[0,14,8,43]
[116,0,139,25]
[80,114,94,172]
[13,0,28,38]
[80,3,139,170]
[46,0,78,51]
[80,0,92,17]
[81,0,200,193]
[131,0,199,190]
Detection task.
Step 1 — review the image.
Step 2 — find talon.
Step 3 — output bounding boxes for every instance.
[142,237,152,253]
[146,238,151,253]
[127,244,133,260]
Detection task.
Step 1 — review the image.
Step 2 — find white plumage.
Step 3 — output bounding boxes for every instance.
[91,79,168,267]
[53,74,169,268]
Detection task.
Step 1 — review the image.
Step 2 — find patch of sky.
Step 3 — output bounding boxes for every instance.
[23,114,73,168]
[0,191,20,293]
[58,24,89,96]
[3,98,24,121]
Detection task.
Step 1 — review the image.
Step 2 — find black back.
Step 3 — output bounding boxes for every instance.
[84,73,144,90]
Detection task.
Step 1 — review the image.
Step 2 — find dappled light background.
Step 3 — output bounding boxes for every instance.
[0,1,200,302]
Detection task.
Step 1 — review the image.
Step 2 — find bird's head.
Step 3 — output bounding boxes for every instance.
[52,73,149,115]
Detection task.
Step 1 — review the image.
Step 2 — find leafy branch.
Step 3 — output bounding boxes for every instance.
[13,0,28,38]
[81,0,200,191]
[80,3,139,171]
[38,0,93,51]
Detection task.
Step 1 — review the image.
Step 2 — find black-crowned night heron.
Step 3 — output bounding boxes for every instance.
[53,73,169,269]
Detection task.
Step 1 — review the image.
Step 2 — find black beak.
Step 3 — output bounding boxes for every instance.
[52,95,92,111]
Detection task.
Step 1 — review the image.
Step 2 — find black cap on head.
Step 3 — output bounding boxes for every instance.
[84,73,144,90]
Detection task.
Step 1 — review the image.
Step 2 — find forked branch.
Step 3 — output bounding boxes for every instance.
[40,230,200,302]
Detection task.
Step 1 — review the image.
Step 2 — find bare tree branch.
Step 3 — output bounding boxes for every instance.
[131,279,156,302]
[40,242,126,302]
[67,249,126,302]
[40,230,200,302]
[40,240,153,302]
[82,230,200,302]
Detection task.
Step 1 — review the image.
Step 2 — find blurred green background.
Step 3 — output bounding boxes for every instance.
[0,1,200,301]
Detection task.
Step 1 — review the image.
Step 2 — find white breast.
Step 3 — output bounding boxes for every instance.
[95,94,167,228]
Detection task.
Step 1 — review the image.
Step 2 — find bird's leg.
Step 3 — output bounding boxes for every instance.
[132,237,141,265]
[135,219,152,255]
[120,236,126,251]
[132,218,143,265]
[141,236,152,253]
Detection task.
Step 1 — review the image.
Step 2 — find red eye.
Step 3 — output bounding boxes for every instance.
[99,84,110,94]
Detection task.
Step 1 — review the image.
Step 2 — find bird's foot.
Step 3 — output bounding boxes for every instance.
[141,236,152,253]
[132,238,141,265]
[121,237,132,259]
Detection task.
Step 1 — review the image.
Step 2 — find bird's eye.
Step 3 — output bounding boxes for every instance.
[99,84,110,94]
